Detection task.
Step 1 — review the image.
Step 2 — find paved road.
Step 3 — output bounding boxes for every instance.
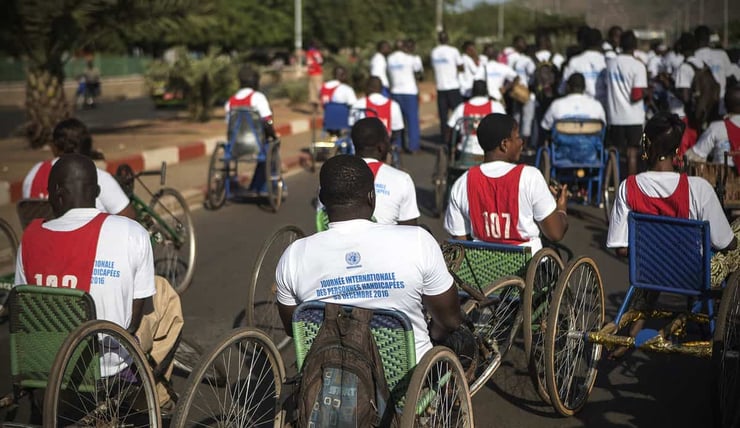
[0,125,716,427]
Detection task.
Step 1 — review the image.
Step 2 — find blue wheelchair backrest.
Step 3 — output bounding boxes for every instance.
[551,119,605,165]
[628,212,712,295]
[227,107,265,157]
[323,102,350,131]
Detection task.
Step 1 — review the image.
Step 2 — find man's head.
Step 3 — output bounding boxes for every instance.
[694,25,712,47]
[576,25,591,47]
[377,40,391,56]
[607,26,623,48]
[48,153,100,218]
[513,35,527,53]
[462,41,476,57]
[678,32,697,56]
[351,117,389,160]
[366,76,383,95]
[471,80,488,98]
[405,39,416,53]
[566,73,586,94]
[52,118,93,158]
[620,30,638,53]
[482,44,497,59]
[726,85,740,114]
[319,155,375,221]
[585,28,603,50]
[536,33,552,51]
[438,31,449,45]
[642,112,685,167]
[238,65,260,90]
[477,113,522,162]
[333,65,348,83]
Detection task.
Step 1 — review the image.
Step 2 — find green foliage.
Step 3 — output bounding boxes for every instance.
[268,78,308,106]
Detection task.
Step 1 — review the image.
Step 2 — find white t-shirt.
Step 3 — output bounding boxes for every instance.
[225,88,272,119]
[365,158,420,223]
[23,158,130,214]
[320,80,357,106]
[690,115,740,167]
[460,54,484,96]
[647,54,667,79]
[444,161,557,252]
[606,172,733,250]
[606,54,648,126]
[561,50,608,105]
[481,60,518,101]
[350,94,404,131]
[446,97,506,155]
[540,93,606,131]
[276,219,454,362]
[535,50,565,70]
[370,52,389,88]
[670,56,704,118]
[633,49,649,65]
[387,51,421,95]
[15,208,156,376]
[510,54,536,88]
[695,47,733,97]
[664,51,685,75]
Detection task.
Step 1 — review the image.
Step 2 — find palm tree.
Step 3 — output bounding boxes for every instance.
[0,0,213,148]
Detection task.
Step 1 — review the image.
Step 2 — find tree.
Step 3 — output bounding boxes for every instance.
[0,0,214,148]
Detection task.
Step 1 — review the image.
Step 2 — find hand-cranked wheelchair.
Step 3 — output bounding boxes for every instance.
[685,150,740,220]
[308,102,354,172]
[536,119,620,223]
[206,107,285,212]
[540,212,739,426]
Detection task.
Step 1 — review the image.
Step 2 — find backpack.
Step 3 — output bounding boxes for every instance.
[533,52,560,106]
[297,304,394,428]
[685,61,720,129]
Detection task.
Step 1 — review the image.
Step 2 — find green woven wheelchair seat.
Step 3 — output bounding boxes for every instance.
[442,240,532,290]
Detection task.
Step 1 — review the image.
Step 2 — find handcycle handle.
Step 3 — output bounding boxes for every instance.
[136,162,167,186]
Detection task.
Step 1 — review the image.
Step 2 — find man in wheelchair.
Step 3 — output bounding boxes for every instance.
[319,65,358,135]
[14,154,183,411]
[276,155,475,364]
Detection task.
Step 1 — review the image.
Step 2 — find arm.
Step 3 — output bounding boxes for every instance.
[128,297,151,335]
[538,183,569,242]
[278,303,297,337]
[423,285,463,341]
[117,203,137,220]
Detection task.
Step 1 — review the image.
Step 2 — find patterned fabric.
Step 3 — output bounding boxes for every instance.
[711,217,740,288]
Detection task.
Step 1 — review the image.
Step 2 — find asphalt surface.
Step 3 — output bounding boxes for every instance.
[0,123,717,427]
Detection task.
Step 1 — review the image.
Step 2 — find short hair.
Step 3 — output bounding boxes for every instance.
[620,30,638,52]
[694,25,711,44]
[566,73,586,93]
[319,155,374,208]
[726,85,740,114]
[608,26,623,40]
[366,76,382,94]
[643,112,685,165]
[576,25,591,44]
[471,80,488,97]
[351,117,388,152]
[52,118,92,156]
[333,65,347,80]
[238,65,260,89]
[678,32,697,55]
[477,113,518,152]
[461,40,475,52]
[377,40,389,51]
[438,31,449,44]
[585,28,602,49]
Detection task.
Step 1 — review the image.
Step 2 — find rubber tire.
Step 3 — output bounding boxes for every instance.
[712,271,740,428]
[172,328,286,428]
[246,225,306,352]
[523,247,564,404]
[433,146,449,218]
[544,256,604,417]
[266,142,284,213]
[206,143,228,210]
[462,276,525,395]
[538,147,551,183]
[43,320,160,428]
[173,337,226,385]
[149,188,197,295]
[602,148,619,224]
[401,346,474,427]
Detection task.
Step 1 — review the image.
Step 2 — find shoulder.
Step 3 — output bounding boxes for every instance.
[103,214,148,236]
[687,175,716,194]
[381,163,414,181]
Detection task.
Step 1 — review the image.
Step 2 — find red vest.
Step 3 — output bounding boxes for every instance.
[227,91,255,109]
[306,49,323,76]
[462,102,494,136]
[21,213,109,292]
[724,118,740,174]
[367,161,383,178]
[320,84,338,105]
[626,174,690,218]
[467,165,526,244]
[29,160,53,198]
[366,97,392,134]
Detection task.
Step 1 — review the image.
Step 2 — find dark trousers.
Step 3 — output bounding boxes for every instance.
[436,89,463,142]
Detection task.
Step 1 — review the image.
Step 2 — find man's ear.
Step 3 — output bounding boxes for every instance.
[367,189,376,209]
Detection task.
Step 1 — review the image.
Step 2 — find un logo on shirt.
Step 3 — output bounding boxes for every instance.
[345,251,361,266]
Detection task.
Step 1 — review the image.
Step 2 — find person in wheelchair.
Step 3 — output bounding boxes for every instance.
[22,118,136,219]
[350,76,405,147]
[444,113,569,252]
[685,86,740,172]
[540,73,606,135]
[14,154,183,411]
[225,65,279,196]
[277,155,475,364]
[319,66,358,135]
[446,80,506,160]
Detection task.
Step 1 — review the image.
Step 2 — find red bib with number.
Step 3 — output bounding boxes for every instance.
[625,174,690,218]
[29,160,53,198]
[467,165,525,244]
[462,102,494,136]
[320,84,339,105]
[366,97,392,134]
[367,161,383,178]
[21,213,108,292]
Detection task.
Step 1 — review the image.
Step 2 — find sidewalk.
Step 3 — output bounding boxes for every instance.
[0,82,437,207]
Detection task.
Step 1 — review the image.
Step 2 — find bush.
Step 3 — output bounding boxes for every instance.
[267,78,307,106]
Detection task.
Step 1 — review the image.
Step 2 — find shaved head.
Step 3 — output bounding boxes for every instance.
[48,153,100,217]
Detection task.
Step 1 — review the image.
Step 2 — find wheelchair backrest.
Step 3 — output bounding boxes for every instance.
[628,212,712,295]
[8,285,96,389]
[17,198,54,231]
[443,240,532,291]
[323,102,350,131]
[292,301,416,395]
[227,107,265,154]
[551,119,606,165]
[451,116,483,155]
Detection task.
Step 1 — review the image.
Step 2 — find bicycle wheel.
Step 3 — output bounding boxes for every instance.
[461,276,525,395]
[206,143,228,210]
[173,337,226,386]
[537,147,551,183]
[433,146,448,218]
[544,256,604,417]
[246,225,305,352]
[265,142,284,213]
[602,148,619,224]
[172,328,285,428]
[401,346,474,427]
[43,320,160,428]
[712,271,740,428]
[523,247,564,404]
[149,188,197,295]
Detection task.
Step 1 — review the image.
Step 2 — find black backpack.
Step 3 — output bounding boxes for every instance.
[533,52,560,106]
[297,304,394,427]
[686,61,720,129]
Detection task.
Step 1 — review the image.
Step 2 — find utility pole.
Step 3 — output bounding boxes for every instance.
[294,0,302,70]
[436,0,444,33]
[498,1,504,41]
[724,0,729,47]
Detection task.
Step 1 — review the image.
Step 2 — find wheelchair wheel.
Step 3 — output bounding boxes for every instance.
[172,328,286,428]
[461,276,525,395]
[401,346,474,427]
[43,320,160,428]
[602,148,619,224]
[246,225,305,352]
[266,142,284,213]
[523,247,564,404]
[433,146,448,218]
[173,337,226,386]
[149,187,197,295]
[206,143,228,210]
[537,148,551,182]
[544,256,604,416]
[0,217,17,279]
[712,271,740,428]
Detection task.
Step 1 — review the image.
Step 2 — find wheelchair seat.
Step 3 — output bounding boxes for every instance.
[551,119,605,168]
[444,239,532,291]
